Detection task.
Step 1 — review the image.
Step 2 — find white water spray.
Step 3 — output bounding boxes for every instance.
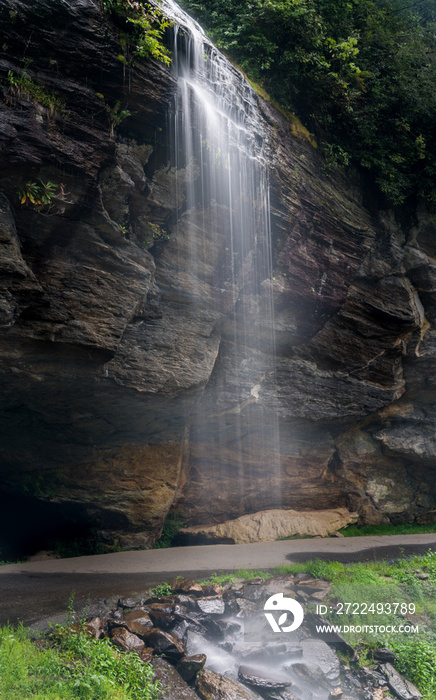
[160,0,280,518]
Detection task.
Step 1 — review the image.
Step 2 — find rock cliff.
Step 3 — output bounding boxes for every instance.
[0,0,435,554]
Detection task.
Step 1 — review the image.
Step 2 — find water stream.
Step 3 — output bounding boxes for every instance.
[160,0,281,521]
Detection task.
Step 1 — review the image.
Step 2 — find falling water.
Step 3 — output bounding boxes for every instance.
[159,0,280,521]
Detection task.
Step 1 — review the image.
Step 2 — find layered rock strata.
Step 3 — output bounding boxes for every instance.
[0,0,435,551]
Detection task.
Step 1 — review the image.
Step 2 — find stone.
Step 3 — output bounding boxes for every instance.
[123,609,153,637]
[196,667,262,700]
[373,648,398,664]
[150,657,199,700]
[170,578,204,596]
[172,595,199,610]
[148,610,178,630]
[380,663,423,700]
[238,665,292,691]
[294,573,315,583]
[179,508,358,544]
[301,639,340,681]
[196,596,226,615]
[176,653,207,681]
[287,662,330,692]
[201,584,224,596]
[141,628,186,661]
[304,613,355,657]
[110,626,145,653]
[233,598,259,618]
[85,617,104,639]
[138,647,154,663]
[118,598,140,610]
[171,620,191,640]
[214,619,242,637]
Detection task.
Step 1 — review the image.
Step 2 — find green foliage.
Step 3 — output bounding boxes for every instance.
[7,67,65,114]
[140,220,171,248]
[153,512,185,548]
[200,569,273,585]
[199,571,241,585]
[101,0,171,66]
[150,582,173,597]
[127,10,172,65]
[106,101,132,137]
[51,531,108,559]
[340,522,436,537]
[181,0,436,205]
[0,621,162,699]
[17,180,60,213]
[388,634,436,699]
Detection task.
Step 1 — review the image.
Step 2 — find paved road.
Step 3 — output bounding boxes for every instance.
[1,534,435,628]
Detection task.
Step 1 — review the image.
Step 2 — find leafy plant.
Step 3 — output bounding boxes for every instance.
[0,621,162,699]
[150,582,173,597]
[140,220,171,248]
[153,512,185,548]
[387,634,436,698]
[7,67,65,114]
[17,180,63,214]
[101,0,171,66]
[128,14,171,66]
[106,101,132,137]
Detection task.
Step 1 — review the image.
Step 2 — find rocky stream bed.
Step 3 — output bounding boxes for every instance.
[71,573,423,700]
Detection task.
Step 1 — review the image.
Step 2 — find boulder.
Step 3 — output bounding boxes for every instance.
[196,667,263,700]
[110,626,145,653]
[196,596,226,615]
[179,508,358,544]
[141,628,186,661]
[170,578,204,596]
[176,654,207,681]
[238,665,292,691]
[150,657,199,700]
[380,663,423,700]
[123,609,153,637]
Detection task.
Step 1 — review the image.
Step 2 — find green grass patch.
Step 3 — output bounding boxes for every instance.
[7,68,65,114]
[0,622,161,700]
[340,522,436,538]
[200,568,274,586]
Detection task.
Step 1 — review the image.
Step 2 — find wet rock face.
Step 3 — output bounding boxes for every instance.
[0,0,435,550]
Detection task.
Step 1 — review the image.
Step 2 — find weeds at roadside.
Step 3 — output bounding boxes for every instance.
[150,582,173,597]
[0,617,162,699]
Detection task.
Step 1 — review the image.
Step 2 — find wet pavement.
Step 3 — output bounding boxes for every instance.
[1,534,435,627]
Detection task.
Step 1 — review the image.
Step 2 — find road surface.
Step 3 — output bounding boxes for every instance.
[1,534,435,628]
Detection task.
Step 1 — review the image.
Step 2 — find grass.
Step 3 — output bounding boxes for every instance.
[199,569,274,586]
[340,522,436,537]
[0,622,161,700]
[7,68,65,115]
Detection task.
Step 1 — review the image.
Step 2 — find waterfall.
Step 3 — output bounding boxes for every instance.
[159,0,280,521]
